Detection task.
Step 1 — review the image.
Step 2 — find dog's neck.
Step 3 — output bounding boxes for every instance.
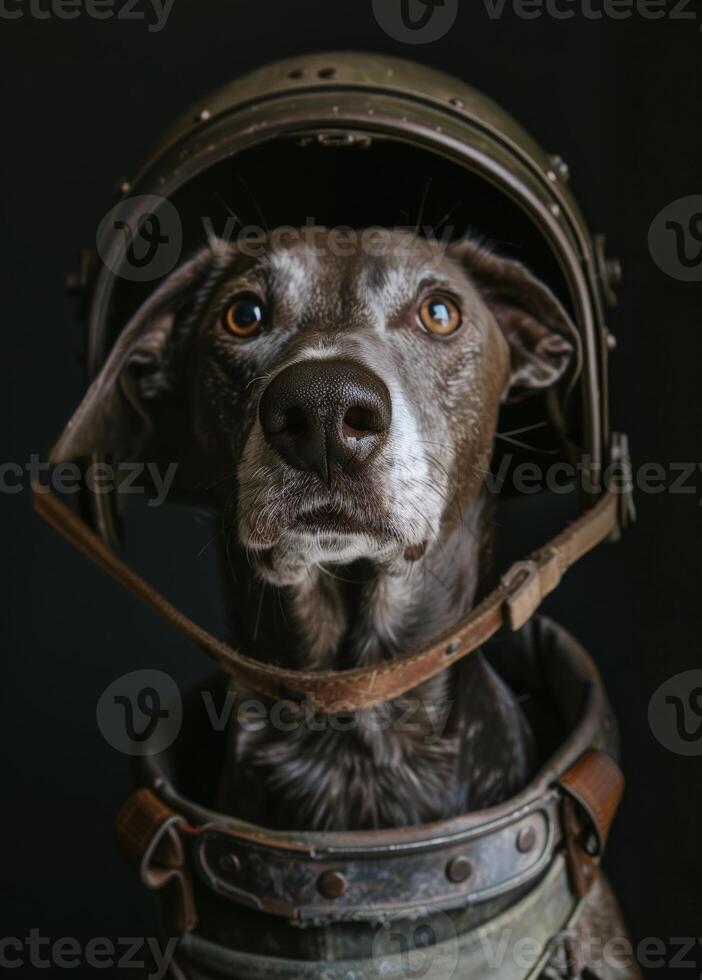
[215,489,533,830]
[221,493,490,673]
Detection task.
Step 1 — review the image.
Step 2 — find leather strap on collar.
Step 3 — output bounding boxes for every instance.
[559,749,625,899]
[113,749,623,927]
[33,480,619,713]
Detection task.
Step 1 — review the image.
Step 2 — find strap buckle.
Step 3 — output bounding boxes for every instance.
[115,788,198,932]
[557,751,624,899]
[502,549,562,630]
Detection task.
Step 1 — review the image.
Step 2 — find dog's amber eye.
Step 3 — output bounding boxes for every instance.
[418,295,462,337]
[223,295,265,337]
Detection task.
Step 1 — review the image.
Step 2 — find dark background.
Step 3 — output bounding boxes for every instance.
[2,1,701,976]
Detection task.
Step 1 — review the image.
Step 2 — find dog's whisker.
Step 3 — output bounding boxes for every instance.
[214,191,241,222]
[427,202,463,239]
[414,177,433,236]
[275,586,290,630]
[203,471,238,491]
[494,433,559,454]
[245,373,272,391]
[197,525,225,558]
[417,439,453,449]
[496,420,549,438]
[236,172,269,231]
[252,580,266,642]
[315,564,362,586]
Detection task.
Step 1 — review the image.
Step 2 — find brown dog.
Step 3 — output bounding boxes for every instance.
[54,228,641,977]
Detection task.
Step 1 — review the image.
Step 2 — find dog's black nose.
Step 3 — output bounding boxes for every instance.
[259,359,391,484]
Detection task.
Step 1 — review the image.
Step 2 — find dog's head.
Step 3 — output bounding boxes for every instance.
[55,229,577,583]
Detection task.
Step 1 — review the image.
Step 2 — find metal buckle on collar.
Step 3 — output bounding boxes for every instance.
[502,549,562,631]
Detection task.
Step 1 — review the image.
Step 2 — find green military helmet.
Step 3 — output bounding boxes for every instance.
[71,52,626,546]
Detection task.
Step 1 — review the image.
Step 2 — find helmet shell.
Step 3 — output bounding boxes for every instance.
[78,53,620,544]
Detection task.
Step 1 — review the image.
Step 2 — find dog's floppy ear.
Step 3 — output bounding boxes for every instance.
[449,240,580,401]
[51,247,218,464]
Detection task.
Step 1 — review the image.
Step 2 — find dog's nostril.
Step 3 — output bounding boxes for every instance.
[342,405,380,439]
[281,406,307,436]
[264,405,308,438]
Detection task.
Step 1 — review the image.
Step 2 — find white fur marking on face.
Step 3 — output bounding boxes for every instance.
[381,379,445,549]
[356,262,439,331]
[282,342,345,363]
[267,250,317,322]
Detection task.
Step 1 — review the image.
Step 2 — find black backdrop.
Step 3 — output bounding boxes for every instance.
[2,2,701,976]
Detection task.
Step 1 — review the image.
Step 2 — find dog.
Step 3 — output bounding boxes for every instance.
[56,226,642,977]
[62,226,577,829]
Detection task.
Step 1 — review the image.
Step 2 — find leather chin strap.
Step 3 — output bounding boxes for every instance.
[33,480,619,714]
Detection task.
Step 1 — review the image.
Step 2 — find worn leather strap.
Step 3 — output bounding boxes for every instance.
[114,787,198,932]
[559,749,624,852]
[558,749,625,898]
[33,480,618,713]
[113,751,623,924]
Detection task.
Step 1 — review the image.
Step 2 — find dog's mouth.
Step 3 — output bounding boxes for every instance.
[238,470,436,580]
[294,502,383,536]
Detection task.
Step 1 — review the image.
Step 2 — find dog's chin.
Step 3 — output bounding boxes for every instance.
[293,527,400,564]
[236,460,441,585]
[239,500,425,585]
[245,526,404,586]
